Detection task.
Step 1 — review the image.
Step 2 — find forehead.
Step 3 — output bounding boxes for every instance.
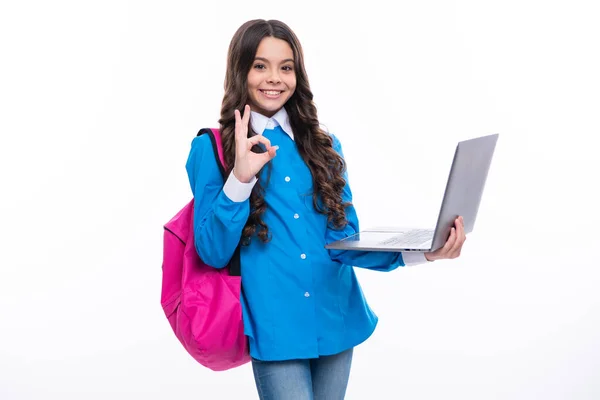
[255,37,294,61]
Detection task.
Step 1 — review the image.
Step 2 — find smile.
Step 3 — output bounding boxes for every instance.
[259,90,283,98]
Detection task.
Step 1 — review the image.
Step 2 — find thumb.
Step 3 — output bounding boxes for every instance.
[256,149,276,167]
[260,152,275,165]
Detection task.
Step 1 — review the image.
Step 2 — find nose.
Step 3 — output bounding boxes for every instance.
[267,69,281,84]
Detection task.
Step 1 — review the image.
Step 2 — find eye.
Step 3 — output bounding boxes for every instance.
[282,65,294,71]
[253,63,266,70]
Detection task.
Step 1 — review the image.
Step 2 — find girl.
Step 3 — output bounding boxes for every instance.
[185,19,466,400]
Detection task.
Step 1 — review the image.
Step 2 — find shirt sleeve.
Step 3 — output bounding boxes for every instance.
[324,134,429,271]
[185,134,256,268]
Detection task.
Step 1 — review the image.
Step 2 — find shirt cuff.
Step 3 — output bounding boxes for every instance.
[223,172,257,202]
[401,251,429,266]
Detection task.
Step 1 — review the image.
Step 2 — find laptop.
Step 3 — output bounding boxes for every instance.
[325,133,499,253]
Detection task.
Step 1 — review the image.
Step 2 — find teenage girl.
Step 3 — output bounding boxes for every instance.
[185,19,466,400]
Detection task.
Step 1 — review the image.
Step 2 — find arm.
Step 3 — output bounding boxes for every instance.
[186,105,277,268]
[185,134,256,268]
[325,134,429,271]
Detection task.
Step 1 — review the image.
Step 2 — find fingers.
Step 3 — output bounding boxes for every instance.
[449,217,466,258]
[247,134,272,149]
[256,139,279,161]
[457,216,466,243]
[449,230,461,258]
[234,108,241,125]
[234,105,251,142]
[247,135,279,161]
[242,104,251,126]
[441,226,457,254]
[246,145,278,174]
[234,109,244,142]
[266,146,279,160]
[430,217,467,261]
[260,147,278,163]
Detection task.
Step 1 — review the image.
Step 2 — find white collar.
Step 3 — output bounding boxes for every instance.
[250,107,294,141]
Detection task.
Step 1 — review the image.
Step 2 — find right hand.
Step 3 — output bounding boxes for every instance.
[424,216,467,261]
[232,105,278,183]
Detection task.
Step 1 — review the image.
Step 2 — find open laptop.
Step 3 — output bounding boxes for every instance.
[325,133,499,253]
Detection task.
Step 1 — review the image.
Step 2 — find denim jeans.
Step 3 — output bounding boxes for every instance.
[251,348,354,400]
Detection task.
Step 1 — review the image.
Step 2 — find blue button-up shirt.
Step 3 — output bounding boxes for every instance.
[186,108,426,361]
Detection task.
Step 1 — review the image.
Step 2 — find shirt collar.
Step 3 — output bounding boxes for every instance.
[250,107,294,141]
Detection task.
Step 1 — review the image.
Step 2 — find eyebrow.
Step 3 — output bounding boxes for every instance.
[254,57,294,64]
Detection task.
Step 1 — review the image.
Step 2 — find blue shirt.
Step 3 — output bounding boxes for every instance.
[185,116,415,361]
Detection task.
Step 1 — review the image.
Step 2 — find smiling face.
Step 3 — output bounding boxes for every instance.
[246,37,297,118]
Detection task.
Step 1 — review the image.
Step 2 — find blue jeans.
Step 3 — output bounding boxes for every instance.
[251,348,354,400]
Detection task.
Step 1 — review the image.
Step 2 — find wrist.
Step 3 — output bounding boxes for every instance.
[232,167,252,184]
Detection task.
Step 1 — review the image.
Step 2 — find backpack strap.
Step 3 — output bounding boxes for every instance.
[196,128,242,277]
[198,128,227,176]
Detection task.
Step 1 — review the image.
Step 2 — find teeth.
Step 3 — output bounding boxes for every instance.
[262,90,281,95]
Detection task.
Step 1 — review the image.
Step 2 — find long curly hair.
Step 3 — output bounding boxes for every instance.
[218,19,350,244]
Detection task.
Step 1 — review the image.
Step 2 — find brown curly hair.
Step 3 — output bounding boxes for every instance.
[218,19,350,244]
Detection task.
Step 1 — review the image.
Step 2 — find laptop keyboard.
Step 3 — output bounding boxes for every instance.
[380,229,433,246]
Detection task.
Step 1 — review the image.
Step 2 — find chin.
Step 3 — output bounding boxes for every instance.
[257,103,284,115]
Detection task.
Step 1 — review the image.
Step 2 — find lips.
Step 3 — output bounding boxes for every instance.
[259,89,284,99]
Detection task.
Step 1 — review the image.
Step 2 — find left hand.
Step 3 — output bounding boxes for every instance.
[424,216,466,261]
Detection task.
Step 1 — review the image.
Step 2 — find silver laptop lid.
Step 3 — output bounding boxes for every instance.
[429,133,499,252]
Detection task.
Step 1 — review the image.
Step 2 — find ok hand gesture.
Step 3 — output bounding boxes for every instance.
[232,105,278,183]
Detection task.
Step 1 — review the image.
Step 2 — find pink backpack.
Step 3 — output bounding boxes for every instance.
[161,128,251,371]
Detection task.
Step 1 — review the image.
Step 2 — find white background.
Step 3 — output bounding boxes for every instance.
[1,0,599,399]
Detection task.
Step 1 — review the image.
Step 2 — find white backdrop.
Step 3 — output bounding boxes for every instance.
[1,0,599,399]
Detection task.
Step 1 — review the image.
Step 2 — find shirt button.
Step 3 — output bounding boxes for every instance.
[294,213,300,219]
[304,292,310,297]
[300,253,306,260]
[285,176,291,182]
